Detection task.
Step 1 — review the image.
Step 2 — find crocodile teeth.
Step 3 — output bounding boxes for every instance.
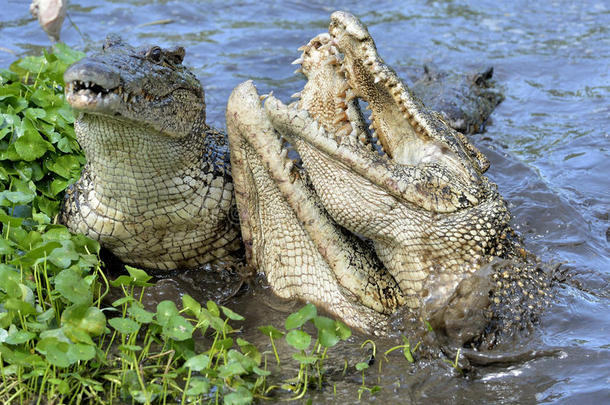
[324,56,339,66]
[337,123,352,137]
[291,91,302,99]
[294,68,303,75]
[259,91,273,102]
[291,57,304,65]
[333,112,348,124]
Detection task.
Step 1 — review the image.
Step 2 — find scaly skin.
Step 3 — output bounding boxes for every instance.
[266,17,513,314]
[227,12,550,340]
[62,36,241,270]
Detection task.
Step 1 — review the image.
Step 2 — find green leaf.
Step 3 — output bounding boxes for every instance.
[184,353,210,371]
[163,315,194,341]
[156,300,179,327]
[36,337,73,368]
[185,376,210,396]
[237,338,261,365]
[292,353,318,365]
[108,317,140,335]
[55,268,92,305]
[355,361,369,371]
[223,386,253,405]
[206,300,220,317]
[10,241,61,268]
[217,361,246,378]
[258,325,284,339]
[334,319,352,340]
[119,344,142,352]
[182,294,201,317]
[61,304,106,337]
[52,42,86,67]
[48,240,80,268]
[285,303,317,329]
[5,325,36,345]
[128,304,154,324]
[0,265,20,295]
[125,266,153,285]
[221,305,245,321]
[110,266,153,287]
[313,316,340,348]
[13,128,52,161]
[285,329,311,351]
[68,343,96,361]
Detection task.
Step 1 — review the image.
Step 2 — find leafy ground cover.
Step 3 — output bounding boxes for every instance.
[0,44,405,404]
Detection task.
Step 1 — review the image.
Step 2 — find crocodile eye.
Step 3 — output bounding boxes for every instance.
[147,46,163,63]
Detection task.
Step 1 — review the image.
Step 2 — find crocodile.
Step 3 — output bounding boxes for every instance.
[61,18,548,343]
[226,12,550,342]
[411,64,505,134]
[62,35,242,270]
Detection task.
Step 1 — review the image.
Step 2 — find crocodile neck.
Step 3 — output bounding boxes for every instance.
[74,112,208,212]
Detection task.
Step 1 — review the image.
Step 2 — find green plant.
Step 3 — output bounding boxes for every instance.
[259,303,351,399]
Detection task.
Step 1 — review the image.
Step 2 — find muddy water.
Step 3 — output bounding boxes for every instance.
[2,0,609,403]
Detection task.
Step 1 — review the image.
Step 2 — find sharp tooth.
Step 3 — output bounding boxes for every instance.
[368,124,374,130]
[291,57,304,65]
[123,93,129,102]
[297,44,308,52]
[294,68,303,75]
[365,105,371,110]
[333,112,348,124]
[374,76,381,84]
[259,91,273,102]
[280,148,288,160]
[284,159,294,174]
[324,56,339,66]
[337,123,352,137]
[291,91,301,99]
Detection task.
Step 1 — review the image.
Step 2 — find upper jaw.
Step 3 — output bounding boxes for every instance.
[326,12,488,180]
[64,60,123,114]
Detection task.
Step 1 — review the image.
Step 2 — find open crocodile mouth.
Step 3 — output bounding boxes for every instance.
[287,14,489,184]
[65,79,124,112]
[66,80,123,112]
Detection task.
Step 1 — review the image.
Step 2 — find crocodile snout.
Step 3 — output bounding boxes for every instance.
[64,59,120,91]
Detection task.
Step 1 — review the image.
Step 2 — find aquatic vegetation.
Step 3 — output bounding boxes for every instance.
[0,44,405,404]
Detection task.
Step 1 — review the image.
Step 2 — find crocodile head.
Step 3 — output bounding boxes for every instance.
[64,35,205,139]
[411,64,505,134]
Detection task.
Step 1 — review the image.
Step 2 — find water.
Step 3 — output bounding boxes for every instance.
[2,0,609,403]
